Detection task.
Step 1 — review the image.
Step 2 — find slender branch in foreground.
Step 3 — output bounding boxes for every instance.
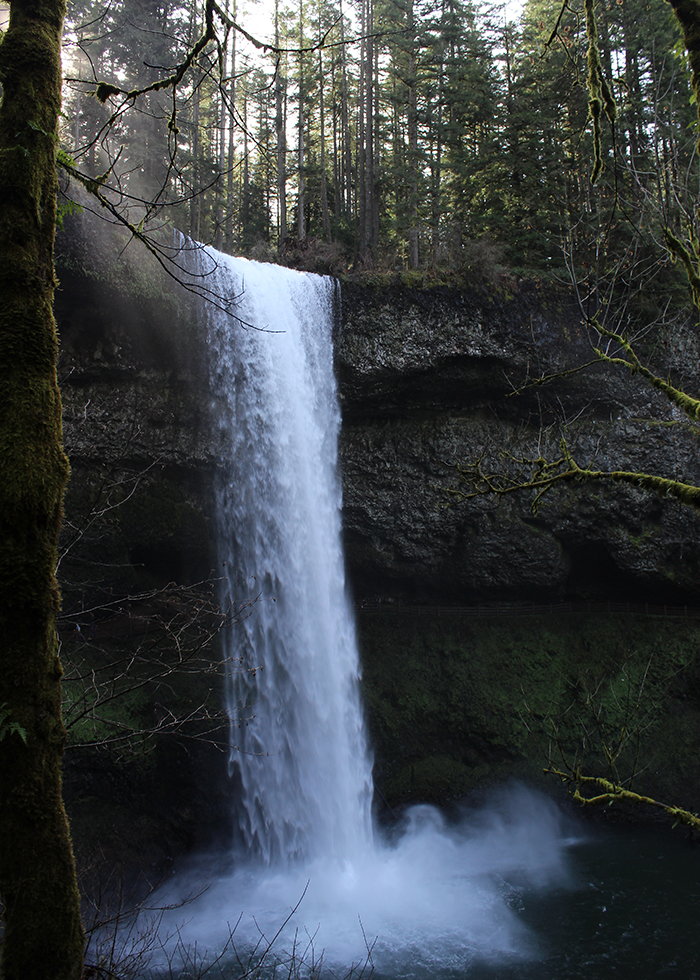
[447,437,700,514]
[545,767,700,833]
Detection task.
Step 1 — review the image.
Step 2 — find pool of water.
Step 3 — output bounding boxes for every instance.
[463,824,700,980]
[121,788,700,980]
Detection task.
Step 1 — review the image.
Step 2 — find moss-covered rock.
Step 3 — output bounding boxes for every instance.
[359,610,700,816]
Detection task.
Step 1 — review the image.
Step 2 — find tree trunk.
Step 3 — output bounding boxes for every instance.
[190,73,201,239]
[242,86,250,232]
[226,0,236,249]
[0,0,84,978]
[297,0,305,240]
[372,38,380,252]
[357,4,366,259]
[215,29,228,250]
[339,0,352,220]
[275,0,287,243]
[319,47,332,243]
[363,0,374,259]
[407,0,419,268]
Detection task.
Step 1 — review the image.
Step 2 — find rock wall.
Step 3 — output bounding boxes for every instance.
[337,279,700,606]
[55,225,231,879]
[334,278,700,816]
[359,609,700,815]
[56,217,700,610]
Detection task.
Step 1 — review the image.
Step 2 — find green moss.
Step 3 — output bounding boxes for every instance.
[62,631,222,755]
[340,269,472,291]
[0,0,85,974]
[627,529,653,548]
[359,611,700,811]
[63,676,153,753]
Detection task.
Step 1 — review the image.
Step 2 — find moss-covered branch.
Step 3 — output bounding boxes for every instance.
[449,437,700,514]
[546,767,700,832]
[590,318,700,422]
[664,227,700,310]
[584,0,616,183]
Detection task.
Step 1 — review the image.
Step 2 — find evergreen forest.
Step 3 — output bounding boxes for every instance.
[64,0,696,282]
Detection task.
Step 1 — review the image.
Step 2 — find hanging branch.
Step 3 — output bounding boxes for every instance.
[447,436,700,514]
[92,0,260,107]
[545,768,700,832]
[545,0,616,183]
[583,0,616,183]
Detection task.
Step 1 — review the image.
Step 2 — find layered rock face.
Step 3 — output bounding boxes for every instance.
[334,280,700,815]
[337,279,700,606]
[56,224,221,601]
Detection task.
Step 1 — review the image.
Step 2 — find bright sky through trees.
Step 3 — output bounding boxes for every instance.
[243,0,524,47]
[61,0,691,275]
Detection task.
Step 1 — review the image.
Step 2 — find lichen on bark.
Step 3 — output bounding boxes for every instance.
[0,1,84,978]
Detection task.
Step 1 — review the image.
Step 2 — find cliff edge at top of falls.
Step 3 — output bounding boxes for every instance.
[336,277,572,413]
[335,276,696,417]
[335,277,700,607]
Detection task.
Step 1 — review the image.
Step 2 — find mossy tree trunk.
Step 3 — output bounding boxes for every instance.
[0,1,84,978]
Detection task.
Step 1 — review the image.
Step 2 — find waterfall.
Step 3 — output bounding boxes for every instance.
[156,244,574,978]
[200,248,373,867]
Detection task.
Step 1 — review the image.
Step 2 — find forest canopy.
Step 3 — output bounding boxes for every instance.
[62,0,695,280]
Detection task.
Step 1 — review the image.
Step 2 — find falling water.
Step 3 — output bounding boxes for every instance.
[202,248,373,867]
[153,245,581,978]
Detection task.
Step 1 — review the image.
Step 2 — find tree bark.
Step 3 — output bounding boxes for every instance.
[275,0,287,243]
[226,0,237,249]
[363,0,374,259]
[407,0,419,269]
[338,0,352,220]
[0,0,84,978]
[297,0,305,240]
[318,47,332,243]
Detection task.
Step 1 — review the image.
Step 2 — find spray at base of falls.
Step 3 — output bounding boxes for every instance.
[161,786,572,976]
[158,246,573,977]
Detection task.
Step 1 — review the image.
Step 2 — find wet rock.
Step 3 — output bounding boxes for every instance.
[337,280,700,605]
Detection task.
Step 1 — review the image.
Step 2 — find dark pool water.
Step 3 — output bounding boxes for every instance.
[429,824,700,980]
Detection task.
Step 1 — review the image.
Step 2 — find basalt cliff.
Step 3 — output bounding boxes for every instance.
[336,279,700,606]
[58,235,700,610]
